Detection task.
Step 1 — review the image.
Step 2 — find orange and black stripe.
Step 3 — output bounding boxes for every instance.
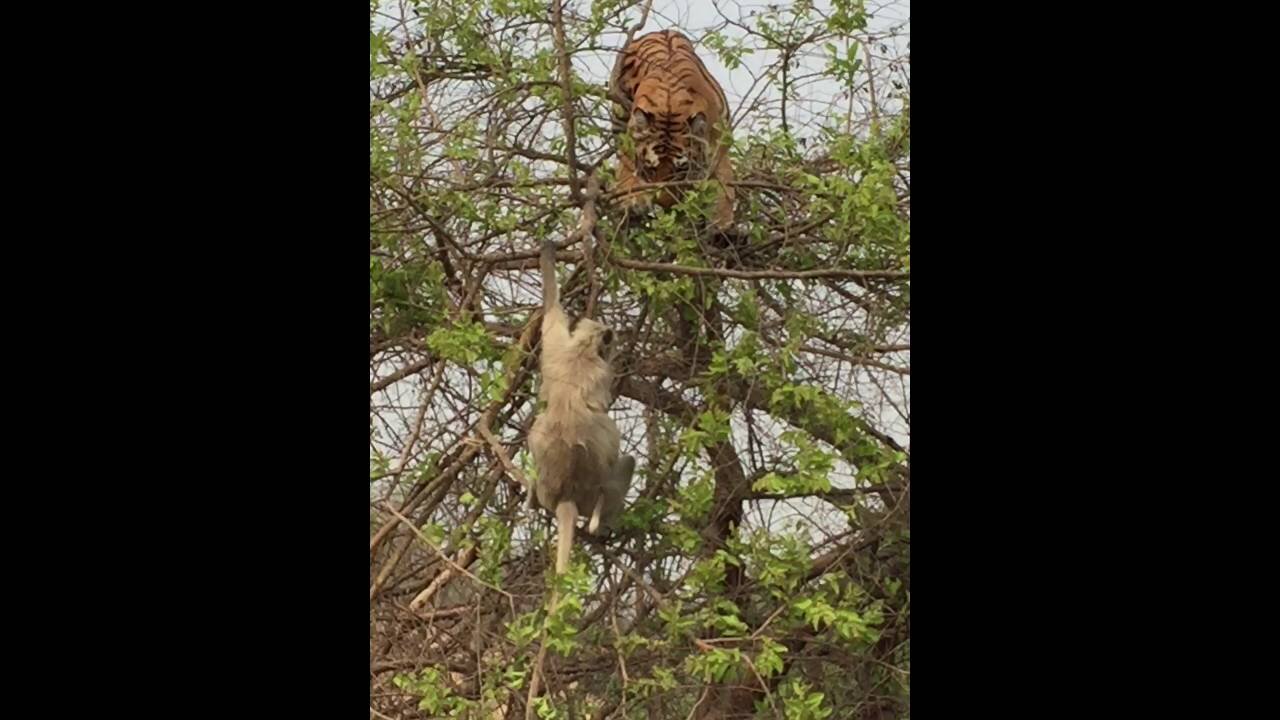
[609,30,728,130]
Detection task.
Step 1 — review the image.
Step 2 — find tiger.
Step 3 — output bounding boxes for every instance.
[609,29,735,231]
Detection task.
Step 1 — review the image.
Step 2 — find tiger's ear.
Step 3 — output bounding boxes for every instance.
[689,112,707,136]
[631,109,652,130]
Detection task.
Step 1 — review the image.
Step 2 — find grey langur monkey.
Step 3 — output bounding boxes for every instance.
[527,240,635,575]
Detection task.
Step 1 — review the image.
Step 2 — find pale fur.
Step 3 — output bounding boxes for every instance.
[527,241,634,576]
[524,242,635,720]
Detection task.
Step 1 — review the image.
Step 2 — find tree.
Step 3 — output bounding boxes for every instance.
[370,1,909,717]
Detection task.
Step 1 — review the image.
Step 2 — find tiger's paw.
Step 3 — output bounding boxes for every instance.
[619,194,654,227]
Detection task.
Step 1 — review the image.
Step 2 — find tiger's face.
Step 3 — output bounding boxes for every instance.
[627,78,714,186]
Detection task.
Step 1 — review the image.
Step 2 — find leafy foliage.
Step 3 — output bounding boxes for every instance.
[371,1,910,718]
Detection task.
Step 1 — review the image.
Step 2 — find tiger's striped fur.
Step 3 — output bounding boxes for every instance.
[609,30,735,230]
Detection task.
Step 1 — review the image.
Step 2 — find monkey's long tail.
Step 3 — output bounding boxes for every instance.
[525,500,578,720]
[554,500,577,576]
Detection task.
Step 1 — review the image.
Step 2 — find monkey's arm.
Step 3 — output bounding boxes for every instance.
[540,241,567,328]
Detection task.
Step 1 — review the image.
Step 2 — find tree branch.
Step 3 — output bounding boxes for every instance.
[612,257,908,281]
[550,0,581,202]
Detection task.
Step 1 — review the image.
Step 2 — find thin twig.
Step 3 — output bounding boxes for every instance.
[371,356,434,394]
[525,634,550,720]
[382,505,512,599]
[477,423,532,503]
[606,0,656,123]
[801,344,910,374]
[865,40,880,131]
[625,0,654,38]
[550,0,581,202]
[407,545,477,611]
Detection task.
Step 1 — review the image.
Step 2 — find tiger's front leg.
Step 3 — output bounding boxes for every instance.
[710,152,736,232]
[615,154,654,222]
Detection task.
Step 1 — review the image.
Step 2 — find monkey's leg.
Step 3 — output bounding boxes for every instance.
[616,454,637,486]
[589,454,636,535]
[589,493,607,536]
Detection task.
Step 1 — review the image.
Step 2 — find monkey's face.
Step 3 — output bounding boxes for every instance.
[569,317,616,362]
